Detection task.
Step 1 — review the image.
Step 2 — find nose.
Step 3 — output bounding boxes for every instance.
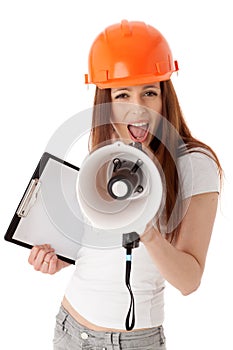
[129,94,147,115]
[130,102,147,117]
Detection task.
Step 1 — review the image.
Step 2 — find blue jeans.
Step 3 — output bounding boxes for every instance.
[53,305,166,350]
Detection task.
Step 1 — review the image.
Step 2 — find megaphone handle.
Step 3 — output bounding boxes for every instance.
[125,248,135,331]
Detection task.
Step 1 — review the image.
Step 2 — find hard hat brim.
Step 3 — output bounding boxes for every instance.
[85,71,175,89]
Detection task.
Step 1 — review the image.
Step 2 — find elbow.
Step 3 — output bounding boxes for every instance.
[181,281,201,296]
[181,262,204,296]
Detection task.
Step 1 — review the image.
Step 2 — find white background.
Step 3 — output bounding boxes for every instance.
[0,0,232,349]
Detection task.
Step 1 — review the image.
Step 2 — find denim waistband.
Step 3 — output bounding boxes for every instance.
[57,304,164,342]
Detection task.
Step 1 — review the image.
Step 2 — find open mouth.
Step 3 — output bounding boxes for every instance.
[127,122,150,143]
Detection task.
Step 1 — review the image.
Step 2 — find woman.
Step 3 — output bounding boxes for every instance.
[28,20,222,349]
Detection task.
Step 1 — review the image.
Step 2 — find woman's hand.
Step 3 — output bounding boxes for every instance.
[28,244,70,274]
[140,220,161,244]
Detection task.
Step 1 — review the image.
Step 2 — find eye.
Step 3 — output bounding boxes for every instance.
[143,90,158,97]
[113,93,129,100]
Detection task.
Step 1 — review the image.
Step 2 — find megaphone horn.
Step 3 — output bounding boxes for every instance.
[76,141,164,235]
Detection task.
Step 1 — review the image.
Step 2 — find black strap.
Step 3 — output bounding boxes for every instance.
[125,248,135,331]
[122,232,140,331]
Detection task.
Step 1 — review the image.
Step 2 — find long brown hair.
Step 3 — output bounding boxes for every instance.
[89,80,222,244]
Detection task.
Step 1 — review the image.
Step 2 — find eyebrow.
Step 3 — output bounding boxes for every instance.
[111,88,130,93]
[112,85,160,93]
[142,85,160,90]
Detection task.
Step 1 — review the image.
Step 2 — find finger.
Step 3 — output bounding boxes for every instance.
[40,251,57,274]
[33,249,47,271]
[48,255,58,275]
[43,251,57,265]
[144,220,154,233]
[41,244,55,252]
[28,245,44,265]
[40,260,50,273]
[28,246,39,265]
[28,244,54,265]
[33,247,54,271]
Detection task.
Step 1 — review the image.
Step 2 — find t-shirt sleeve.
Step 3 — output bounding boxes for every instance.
[178,150,220,199]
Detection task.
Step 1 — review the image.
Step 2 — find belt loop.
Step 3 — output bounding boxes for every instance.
[105,332,113,348]
[112,333,120,348]
[104,332,121,350]
[62,314,68,332]
[159,326,166,345]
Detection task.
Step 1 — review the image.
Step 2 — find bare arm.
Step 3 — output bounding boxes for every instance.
[140,192,218,295]
[28,244,71,274]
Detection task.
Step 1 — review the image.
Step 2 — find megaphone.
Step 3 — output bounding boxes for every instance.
[76,141,164,331]
[77,141,164,236]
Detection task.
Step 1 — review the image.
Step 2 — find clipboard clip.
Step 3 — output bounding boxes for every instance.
[17,178,41,217]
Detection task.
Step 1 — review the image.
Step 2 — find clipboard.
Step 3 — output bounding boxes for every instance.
[4,153,85,265]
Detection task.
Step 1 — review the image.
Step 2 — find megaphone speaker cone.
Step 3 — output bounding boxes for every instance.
[76,141,163,234]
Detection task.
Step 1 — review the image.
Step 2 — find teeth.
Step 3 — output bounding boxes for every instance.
[130,122,148,127]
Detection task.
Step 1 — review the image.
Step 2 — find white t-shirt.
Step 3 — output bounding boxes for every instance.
[65,150,220,329]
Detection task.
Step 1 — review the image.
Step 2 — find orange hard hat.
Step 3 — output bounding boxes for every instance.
[85,20,179,89]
